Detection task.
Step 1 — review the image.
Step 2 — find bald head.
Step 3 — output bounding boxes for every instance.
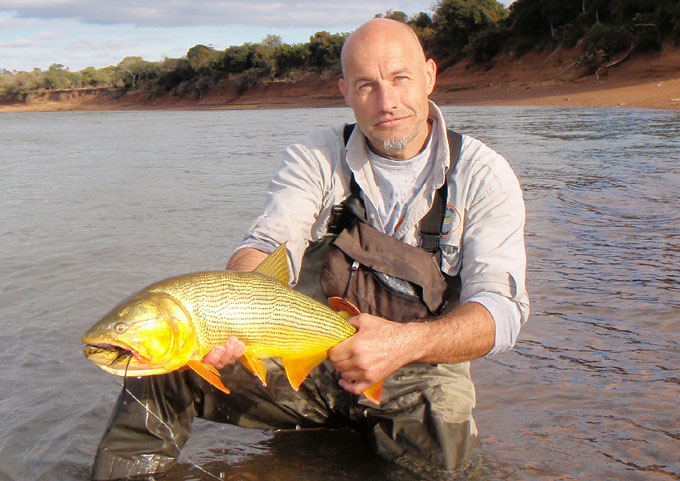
[341,19,426,77]
[337,18,437,159]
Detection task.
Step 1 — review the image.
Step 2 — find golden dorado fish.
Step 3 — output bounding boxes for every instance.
[82,243,382,404]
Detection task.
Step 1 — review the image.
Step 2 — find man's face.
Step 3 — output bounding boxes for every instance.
[339,30,436,160]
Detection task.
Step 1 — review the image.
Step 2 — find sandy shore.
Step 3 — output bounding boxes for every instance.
[2,46,679,113]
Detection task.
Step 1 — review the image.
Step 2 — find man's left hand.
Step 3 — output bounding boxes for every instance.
[328,313,420,395]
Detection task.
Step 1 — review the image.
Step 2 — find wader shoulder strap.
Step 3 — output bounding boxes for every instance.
[336,122,463,252]
[420,128,462,252]
[343,123,355,145]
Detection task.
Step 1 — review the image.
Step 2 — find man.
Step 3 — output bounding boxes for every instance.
[92,18,528,480]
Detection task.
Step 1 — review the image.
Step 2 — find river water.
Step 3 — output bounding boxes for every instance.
[0,106,678,481]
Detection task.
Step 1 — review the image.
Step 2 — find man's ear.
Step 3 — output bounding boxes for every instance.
[338,78,351,106]
[424,58,437,96]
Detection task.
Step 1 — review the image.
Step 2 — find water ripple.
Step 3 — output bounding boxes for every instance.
[1,107,678,481]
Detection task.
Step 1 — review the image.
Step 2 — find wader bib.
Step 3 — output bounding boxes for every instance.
[298,123,463,321]
[91,126,480,481]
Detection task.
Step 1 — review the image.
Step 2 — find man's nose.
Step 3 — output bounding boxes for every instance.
[375,84,398,111]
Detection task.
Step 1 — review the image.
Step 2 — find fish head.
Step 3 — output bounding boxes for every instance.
[82,291,196,376]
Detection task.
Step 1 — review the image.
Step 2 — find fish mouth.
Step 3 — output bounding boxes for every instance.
[83,342,144,367]
[84,342,133,356]
[83,342,174,376]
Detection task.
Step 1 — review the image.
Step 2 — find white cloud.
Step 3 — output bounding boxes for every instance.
[0,0,516,71]
[1,1,436,28]
[0,38,37,47]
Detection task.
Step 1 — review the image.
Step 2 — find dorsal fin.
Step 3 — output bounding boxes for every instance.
[253,242,291,284]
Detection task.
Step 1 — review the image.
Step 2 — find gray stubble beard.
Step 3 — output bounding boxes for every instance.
[382,137,409,154]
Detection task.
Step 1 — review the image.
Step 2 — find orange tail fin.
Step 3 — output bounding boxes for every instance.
[328,297,383,404]
[363,380,383,405]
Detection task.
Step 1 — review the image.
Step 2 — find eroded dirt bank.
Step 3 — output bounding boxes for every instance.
[2,46,679,113]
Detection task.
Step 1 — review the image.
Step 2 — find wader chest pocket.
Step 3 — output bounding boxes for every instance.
[320,222,450,322]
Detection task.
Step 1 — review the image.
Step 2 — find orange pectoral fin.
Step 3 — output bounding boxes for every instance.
[281,351,329,391]
[240,351,268,387]
[328,296,361,319]
[363,380,383,405]
[186,360,230,395]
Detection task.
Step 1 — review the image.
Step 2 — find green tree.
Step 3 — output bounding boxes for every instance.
[115,57,159,89]
[262,34,283,49]
[506,0,549,39]
[187,44,222,73]
[541,1,582,38]
[221,44,257,73]
[505,0,565,52]
[0,70,41,100]
[379,10,409,23]
[410,11,434,30]
[306,31,346,68]
[252,36,283,75]
[43,63,77,89]
[408,12,437,57]
[432,0,507,60]
[157,57,195,92]
[273,43,308,74]
[80,66,113,87]
[80,66,99,86]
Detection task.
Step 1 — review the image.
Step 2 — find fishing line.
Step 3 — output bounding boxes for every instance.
[122,356,130,395]
[113,370,223,480]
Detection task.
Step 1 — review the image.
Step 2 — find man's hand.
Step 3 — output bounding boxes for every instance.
[328,314,420,395]
[202,336,245,369]
[327,302,497,395]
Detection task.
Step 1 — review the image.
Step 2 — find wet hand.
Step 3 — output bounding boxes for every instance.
[202,336,245,369]
[328,314,416,395]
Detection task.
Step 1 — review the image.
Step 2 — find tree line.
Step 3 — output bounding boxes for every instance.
[2,0,679,101]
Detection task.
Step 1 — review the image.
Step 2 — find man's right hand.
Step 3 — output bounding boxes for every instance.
[202,336,245,369]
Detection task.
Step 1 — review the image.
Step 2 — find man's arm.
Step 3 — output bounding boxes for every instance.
[226,247,269,271]
[202,247,269,368]
[327,301,495,395]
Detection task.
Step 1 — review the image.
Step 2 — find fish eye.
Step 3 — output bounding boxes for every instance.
[114,322,128,334]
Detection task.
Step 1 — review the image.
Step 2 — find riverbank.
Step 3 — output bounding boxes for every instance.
[2,46,679,112]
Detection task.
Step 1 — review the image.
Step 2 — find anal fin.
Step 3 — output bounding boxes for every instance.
[187,360,230,394]
[281,351,328,391]
[240,351,268,387]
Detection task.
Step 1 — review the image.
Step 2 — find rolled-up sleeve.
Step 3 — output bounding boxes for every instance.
[238,128,342,284]
[457,138,530,327]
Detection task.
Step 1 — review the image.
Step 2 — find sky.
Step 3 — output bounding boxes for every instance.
[0,0,515,73]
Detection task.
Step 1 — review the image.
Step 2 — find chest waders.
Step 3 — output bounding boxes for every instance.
[294,124,479,471]
[91,126,479,481]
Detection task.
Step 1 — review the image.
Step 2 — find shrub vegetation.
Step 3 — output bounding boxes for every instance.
[2,0,678,101]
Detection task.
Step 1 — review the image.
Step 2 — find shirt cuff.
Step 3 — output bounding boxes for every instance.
[465,292,521,355]
[236,236,278,255]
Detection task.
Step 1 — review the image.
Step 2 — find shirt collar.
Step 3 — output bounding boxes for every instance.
[345,100,450,189]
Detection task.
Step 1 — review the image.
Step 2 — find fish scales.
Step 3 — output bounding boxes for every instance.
[82,242,383,403]
[146,271,355,354]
